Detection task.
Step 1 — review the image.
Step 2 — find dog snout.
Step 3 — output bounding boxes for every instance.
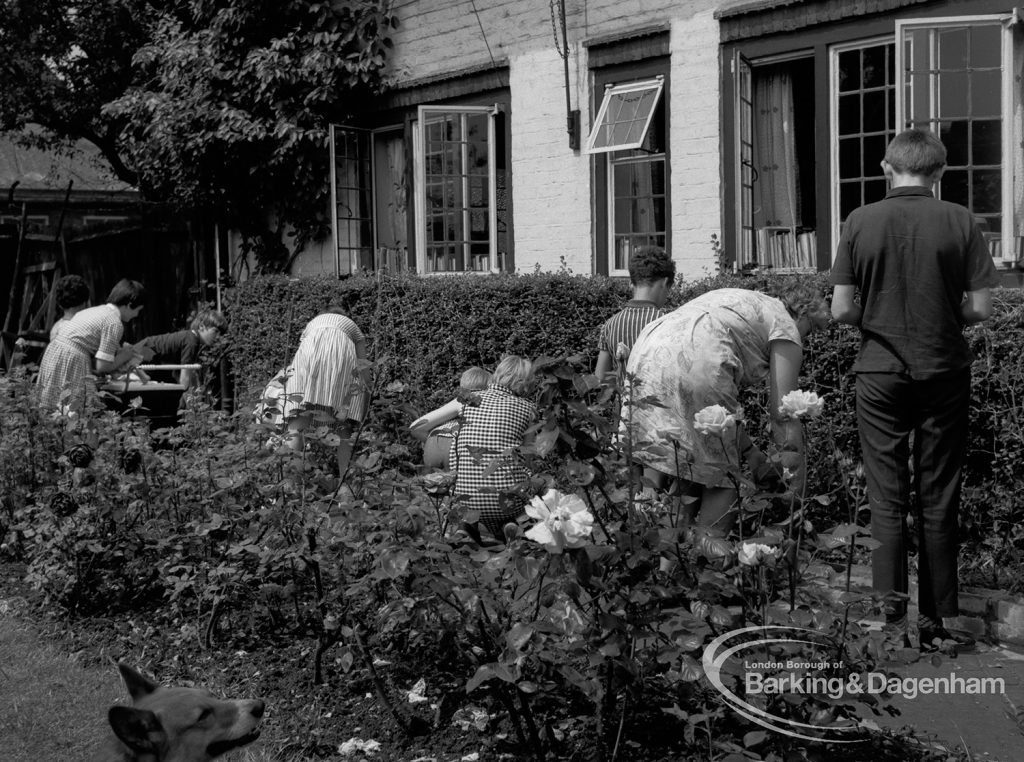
[249,700,265,719]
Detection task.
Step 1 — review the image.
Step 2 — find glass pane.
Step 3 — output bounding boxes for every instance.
[938,27,969,70]
[864,46,887,88]
[910,30,930,73]
[839,93,860,135]
[839,137,860,178]
[865,179,887,205]
[863,134,887,176]
[941,169,968,206]
[840,182,861,220]
[943,120,969,166]
[971,25,1001,69]
[590,82,662,150]
[971,69,1001,117]
[972,169,1001,212]
[972,119,1001,165]
[839,49,860,91]
[938,72,969,118]
[910,72,930,124]
[864,90,887,132]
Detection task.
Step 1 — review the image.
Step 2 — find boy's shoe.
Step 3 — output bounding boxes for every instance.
[918,625,976,652]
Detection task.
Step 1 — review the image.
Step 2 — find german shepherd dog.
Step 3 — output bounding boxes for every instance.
[96,663,265,762]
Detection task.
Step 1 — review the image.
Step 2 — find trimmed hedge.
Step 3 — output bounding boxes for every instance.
[224,272,1024,574]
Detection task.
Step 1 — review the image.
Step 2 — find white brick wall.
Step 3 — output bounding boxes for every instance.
[508,47,591,274]
[668,9,722,281]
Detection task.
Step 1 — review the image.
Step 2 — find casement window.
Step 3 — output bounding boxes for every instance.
[896,15,1021,264]
[413,105,501,273]
[588,63,669,277]
[330,101,508,276]
[731,52,817,272]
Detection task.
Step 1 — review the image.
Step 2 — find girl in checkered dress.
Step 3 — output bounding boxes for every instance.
[451,356,538,537]
[36,279,147,411]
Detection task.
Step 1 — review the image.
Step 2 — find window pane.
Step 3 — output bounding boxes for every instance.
[863,134,887,176]
[939,72,969,118]
[865,179,887,205]
[971,69,1001,116]
[938,27,969,69]
[971,25,1001,68]
[839,137,860,178]
[973,119,1001,165]
[943,120,969,166]
[864,46,887,88]
[863,90,887,132]
[839,49,861,91]
[972,169,1001,212]
[942,169,968,206]
[839,93,860,134]
[840,181,861,220]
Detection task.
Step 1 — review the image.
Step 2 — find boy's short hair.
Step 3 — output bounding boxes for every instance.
[459,366,491,392]
[54,275,89,310]
[491,355,534,396]
[629,245,676,286]
[190,309,227,333]
[106,279,147,308]
[884,129,946,177]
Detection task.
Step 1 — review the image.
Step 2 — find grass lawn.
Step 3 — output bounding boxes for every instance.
[0,596,276,762]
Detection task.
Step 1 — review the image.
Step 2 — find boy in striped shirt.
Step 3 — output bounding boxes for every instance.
[594,245,676,379]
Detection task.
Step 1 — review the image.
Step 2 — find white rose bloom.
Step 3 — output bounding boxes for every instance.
[524,489,594,553]
[693,404,738,435]
[779,390,824,419]
[738,542,780,567]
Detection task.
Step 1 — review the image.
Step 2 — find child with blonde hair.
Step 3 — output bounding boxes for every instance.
[410,366,492,469]
[450,355,538,537]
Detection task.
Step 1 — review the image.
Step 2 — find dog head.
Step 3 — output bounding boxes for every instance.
[106,663,264,762]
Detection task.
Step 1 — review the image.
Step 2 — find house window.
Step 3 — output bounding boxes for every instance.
[590,64,669,276]
[413,105,498,273]
[330,125,374,274]
[897,15,1018,261]
[732,54,817,272]
[832,39,896,235]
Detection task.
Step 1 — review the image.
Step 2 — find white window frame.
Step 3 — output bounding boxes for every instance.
[895,14,1017,264]
[413,105,499,274]
[585,77,664,155]
[828,35,895,259]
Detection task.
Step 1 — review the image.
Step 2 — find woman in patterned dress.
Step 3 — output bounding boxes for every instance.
[277,305,369,476]
[36,279,147,411]
[623,280,829,530]
[451,356,537,537]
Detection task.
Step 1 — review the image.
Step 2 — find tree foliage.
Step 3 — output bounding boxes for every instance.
[0,0,397,269]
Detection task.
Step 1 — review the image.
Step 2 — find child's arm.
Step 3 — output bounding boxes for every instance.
[961,288,993,325]
[409,399,463,441]
[830,285,861,326]
[594,349,613,379]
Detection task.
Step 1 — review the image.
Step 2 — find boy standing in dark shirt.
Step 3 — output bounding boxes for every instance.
[830,128,999,650]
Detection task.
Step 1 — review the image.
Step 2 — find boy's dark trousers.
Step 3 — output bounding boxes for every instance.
[855,369,970,620]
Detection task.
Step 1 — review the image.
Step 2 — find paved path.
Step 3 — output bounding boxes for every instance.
[869,642,1024,760]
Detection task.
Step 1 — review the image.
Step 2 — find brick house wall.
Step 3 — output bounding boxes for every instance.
[376,0,723,280]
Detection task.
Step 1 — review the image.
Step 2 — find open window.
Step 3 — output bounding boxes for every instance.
[413,105,499,273]
[585,77,664,154]
[732,54,817,271]
[896,14,1022,265]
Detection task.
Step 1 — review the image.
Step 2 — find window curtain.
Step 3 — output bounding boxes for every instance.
[753,66,801,228]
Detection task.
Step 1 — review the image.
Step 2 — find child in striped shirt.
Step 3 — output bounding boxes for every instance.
[594,245,676,379]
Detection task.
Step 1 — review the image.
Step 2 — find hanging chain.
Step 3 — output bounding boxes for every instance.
[549,0,567,60]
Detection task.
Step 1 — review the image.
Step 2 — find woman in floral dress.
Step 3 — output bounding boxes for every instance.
[622,280,829,529]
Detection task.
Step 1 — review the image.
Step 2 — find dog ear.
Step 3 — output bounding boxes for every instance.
[117,663,159,700]
[108,706,166,753]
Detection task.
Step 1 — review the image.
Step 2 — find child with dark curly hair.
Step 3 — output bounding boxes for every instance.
[594,245,676,379]
[49,274,91,341]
